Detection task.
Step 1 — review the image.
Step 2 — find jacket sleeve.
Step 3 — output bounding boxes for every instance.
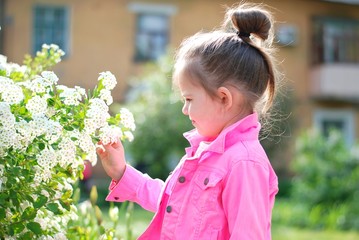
[105,164,164,212]
[222,160,278,240]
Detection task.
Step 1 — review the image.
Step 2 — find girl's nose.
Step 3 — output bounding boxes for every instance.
[182,103,188,115]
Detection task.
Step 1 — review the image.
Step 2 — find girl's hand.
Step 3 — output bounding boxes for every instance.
[96,141,126,181]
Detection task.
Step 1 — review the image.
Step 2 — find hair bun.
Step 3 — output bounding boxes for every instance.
[226,4,273,41]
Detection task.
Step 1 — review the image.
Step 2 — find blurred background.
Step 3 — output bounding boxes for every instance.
[1,0,359,239]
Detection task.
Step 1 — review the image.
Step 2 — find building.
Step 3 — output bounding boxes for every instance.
[1,0,359,176]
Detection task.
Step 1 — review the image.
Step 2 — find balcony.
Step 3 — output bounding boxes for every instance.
[311,64,359,103]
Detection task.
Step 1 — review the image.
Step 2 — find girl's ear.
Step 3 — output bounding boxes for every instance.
[217,87,233,110]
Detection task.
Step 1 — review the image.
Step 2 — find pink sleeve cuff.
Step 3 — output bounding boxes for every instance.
[105,164,148,202]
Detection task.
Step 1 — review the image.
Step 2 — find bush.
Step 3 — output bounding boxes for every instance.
[0,44,134,239]
[290,129,359,230]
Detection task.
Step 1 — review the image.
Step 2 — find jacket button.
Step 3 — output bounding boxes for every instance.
[204,177,209,185]
[114,197,119,200]
[178,176,185,183]
[166,206,172,213]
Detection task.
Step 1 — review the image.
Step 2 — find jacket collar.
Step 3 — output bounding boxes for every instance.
[183,113,260,154]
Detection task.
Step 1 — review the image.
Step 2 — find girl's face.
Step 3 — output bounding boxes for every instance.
[177,69,226,139]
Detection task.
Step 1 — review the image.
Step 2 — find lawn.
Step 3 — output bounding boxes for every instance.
[102,203,359,240]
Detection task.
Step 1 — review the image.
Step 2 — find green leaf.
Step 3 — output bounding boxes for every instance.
[59,199,71,211]
[27,222,42,235]
[38,142,45,150]
[33,195,47,209]
[64,125,74,131]
[21,231,34,239]
[21,207,36,220]
[0,69,6,76]
[46,202,61,214]
[0,207,5,220]
[10,222,25,235]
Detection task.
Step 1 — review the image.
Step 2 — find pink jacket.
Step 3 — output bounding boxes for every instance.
[106,113,278,239]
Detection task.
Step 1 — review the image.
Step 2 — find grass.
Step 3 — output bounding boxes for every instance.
[101,208,359,240]
[100,203,359,240]
[93,180,359,239]
[272,226,359,240]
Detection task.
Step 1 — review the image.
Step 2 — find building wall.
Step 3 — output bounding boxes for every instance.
[2,0,359,176]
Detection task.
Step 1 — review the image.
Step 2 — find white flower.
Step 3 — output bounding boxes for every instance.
[41,71,59,85]
[87,98,109,113]
[98,71,117,90]
[52,232,67,240]
[109,206,119,222]
[99,125,123,145]
[99,89,113,105]
[79,133,96,154]
[0,76,13,90]
[41,189,50,198]
[0,128,17,149]
[1,45,136,238]
[43,119,62,144]
[0,102,15,127]
[35,168,52,183]
[4,62,27,76]
[120,108,136,131]
[57,137,77,167]
[49,44,59,51]
[0,54,7,66]
[34,210,47,230]
[1,84,24,104]
[58,85,84,106]
[26,95,48,116]
[84,98,110,134]
[75,86,86,95]
[86,150,97,166]
[123,131,134,142]
[37,148,57,169]
[26,77,48,93]
[0,77,24,104]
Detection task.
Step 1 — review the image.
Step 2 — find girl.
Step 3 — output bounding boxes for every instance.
[97,3,280,239]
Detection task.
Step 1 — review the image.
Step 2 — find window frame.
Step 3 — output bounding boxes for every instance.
[313,108,355,146]
[134,13,169,62]
[32,4,70,56]
[128,2,176,62]
[312,16,359,64]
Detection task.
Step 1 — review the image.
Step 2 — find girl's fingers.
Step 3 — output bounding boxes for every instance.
[111,139,122,149]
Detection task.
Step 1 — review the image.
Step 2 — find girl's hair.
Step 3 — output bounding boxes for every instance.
[174,3,281,117]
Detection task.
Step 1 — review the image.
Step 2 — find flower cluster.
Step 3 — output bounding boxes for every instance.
[0,44,135,239]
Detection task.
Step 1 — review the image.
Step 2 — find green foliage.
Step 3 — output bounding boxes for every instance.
[23,44,65,79]
[123,51,192,180]
[68,185,134,240]
[290,129,359,230]
[0,44,134,238]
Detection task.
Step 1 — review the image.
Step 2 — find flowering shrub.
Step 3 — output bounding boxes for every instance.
[291,129,359,230]
[0,44,135,239]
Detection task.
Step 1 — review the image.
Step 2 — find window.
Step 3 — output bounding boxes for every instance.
[135,14,168,61]
[128,3,176,62]
[314,109,355,146]
[33,5,69,55]
[312,17,359,64]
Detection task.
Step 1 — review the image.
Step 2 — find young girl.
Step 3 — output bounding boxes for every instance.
[97,3,280,239]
